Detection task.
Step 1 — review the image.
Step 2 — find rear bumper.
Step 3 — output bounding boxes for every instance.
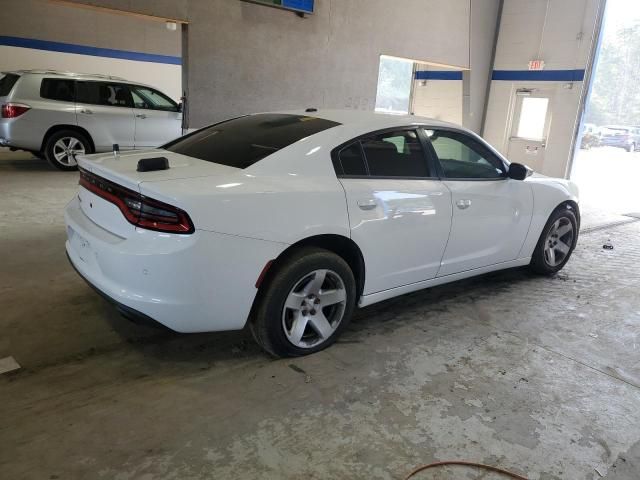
[66,251,167,329]
[0,117,42,151]
[64,196,286,333]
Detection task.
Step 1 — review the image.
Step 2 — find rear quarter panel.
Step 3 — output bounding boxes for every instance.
[4,74,77,151]
[138,139,351,245]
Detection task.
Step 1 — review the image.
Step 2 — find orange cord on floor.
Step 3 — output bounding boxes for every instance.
[404,460,528,479]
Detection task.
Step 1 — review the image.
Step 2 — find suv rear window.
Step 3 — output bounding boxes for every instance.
[0,74,19,96]
[164,114,340,169]
[40,79,75,102]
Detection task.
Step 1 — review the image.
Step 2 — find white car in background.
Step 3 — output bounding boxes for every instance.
[65,110,580,357]
[0,70,182,170]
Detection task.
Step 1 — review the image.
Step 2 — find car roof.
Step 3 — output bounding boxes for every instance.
[277,108,462,132]
[2,69,154,88]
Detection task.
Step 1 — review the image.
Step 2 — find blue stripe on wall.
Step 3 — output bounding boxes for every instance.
[0,36,181,65]
[415,70,463,80]
[492,69,585,81]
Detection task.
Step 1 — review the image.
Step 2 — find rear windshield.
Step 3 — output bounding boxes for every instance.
[0,73,20,96]
[164,114,340,169]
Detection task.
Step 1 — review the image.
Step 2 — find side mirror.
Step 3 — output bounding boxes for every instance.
[508,162,532,180]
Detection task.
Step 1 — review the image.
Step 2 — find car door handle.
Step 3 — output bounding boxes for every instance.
[80,108,93,114]
[456,199,472,210]
[136,113,147,119]
[357,199,377,210]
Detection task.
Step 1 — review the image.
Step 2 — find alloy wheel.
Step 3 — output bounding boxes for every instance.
[544,217,574,267]
[53,137,85,166]
[281,269,347,349]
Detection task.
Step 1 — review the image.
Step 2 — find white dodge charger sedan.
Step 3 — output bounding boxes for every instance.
[65,109,579,357]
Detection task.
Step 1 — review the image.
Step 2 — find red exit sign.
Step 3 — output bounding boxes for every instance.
[528,60,545,71]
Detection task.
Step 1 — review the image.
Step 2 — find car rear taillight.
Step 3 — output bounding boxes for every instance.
[1,103,31,118]
[79,168,194,234]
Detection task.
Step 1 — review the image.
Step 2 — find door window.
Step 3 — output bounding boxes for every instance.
[360,130,430,177]
[426,129,506,179]
[40,79,75,102]
[76,82,132,108]
[130,86,179,112]
[516,97,549,139]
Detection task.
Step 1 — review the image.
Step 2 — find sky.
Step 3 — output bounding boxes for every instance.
[604,0,640,35]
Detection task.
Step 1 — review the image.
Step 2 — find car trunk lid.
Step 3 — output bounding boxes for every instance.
[76,150,239,236]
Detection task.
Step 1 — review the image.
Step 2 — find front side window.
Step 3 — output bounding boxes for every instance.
[130,86,178,112]
[76,82,132,108]
[40,79,75,102]
[361,130,430,177]
[164,114,340,169]
[426,129,506,179]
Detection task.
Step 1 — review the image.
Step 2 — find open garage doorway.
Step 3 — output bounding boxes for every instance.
[374,55,465,124]
[571,0,640,216]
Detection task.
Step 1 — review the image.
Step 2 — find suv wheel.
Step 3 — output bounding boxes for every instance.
[250,247,357,357]
[44,130,91,171]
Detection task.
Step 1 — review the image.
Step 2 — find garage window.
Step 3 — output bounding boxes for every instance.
[164,114,340,169]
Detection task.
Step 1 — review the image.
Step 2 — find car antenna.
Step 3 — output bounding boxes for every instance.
[112,143,120,159]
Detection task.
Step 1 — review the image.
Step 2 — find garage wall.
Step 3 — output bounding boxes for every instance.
[0,0,182,100]
[483,0,604,178]
[61,0,476,128]
[412,68,464,125]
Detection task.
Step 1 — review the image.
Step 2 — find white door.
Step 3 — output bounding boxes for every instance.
[424,128,533,276]
[75,81,135,151]
[130,86,182,148]
[507,89,553,172]
[337,129,453,294]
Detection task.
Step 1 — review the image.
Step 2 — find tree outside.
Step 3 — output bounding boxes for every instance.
[585,1,640,126]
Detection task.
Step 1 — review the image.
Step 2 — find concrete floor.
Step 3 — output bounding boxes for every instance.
[1,151,640,479]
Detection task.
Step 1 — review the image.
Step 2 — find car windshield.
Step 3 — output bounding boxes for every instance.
[164,113,340,169]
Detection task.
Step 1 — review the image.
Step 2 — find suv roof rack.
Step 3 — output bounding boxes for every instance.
[9,69,128,81]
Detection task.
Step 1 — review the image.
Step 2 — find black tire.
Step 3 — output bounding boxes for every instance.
[529,206,578,275]
[44,129,92,171]
[250,247,357,358]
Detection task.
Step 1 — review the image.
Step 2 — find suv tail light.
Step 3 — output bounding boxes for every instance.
[79,168,194,234]
[1,103,31,118]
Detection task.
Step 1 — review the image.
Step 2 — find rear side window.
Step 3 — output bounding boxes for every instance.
[40,79,75,102]
[337,143,368,176]
[0,74,20,96]
[361,130,430,177]
[76,81,132,108]
[164,114,340,169]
